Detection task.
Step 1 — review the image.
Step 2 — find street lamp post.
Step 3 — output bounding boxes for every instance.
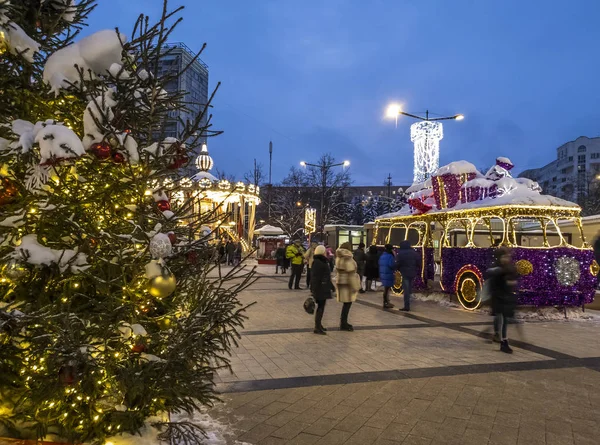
[386,105,464,184]
[300,159,350,241]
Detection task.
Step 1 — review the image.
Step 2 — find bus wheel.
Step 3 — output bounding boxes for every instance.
[392,271,404,295]
[455,269,482,311]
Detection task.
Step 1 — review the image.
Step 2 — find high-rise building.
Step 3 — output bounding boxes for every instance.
[156,42,209,166]
[519,136,600,203]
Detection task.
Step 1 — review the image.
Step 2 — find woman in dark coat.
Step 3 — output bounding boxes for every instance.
[275,243,287,274]
[310,245,333,335]
[486,247,518,353]
[378,244,396,309]
[364,245,379,292]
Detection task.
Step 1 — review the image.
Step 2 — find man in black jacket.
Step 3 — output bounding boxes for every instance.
[395,240,421,312]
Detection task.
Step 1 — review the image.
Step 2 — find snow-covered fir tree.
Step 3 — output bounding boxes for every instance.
[0,1,251,443]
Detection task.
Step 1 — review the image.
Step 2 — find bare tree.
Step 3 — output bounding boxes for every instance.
[244,159,265,186]
[214,167,235,182]
[303,154,352,234]
[269,167,310,237]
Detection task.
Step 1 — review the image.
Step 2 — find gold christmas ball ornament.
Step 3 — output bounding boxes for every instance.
[515,259,533,276]
[2,259,28,280]
[590,260,599,277]
[149,272,176,298]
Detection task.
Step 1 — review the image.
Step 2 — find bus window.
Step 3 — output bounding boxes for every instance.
[556,217,580,247]
[512,218,562,247]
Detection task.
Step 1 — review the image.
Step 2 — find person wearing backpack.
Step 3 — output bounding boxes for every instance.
[310,245,332,335]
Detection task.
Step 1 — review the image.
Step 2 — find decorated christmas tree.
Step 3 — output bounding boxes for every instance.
[0,1,252,443]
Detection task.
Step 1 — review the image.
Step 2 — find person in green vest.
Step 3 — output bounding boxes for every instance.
[286,239,305,290]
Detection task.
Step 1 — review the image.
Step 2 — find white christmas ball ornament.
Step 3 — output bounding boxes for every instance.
[149,233,172,259]
[554,256,580,287]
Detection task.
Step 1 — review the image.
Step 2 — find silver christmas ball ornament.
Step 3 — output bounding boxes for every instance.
[149,233,172,259]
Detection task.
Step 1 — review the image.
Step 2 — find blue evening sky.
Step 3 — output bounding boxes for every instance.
[86,1,600,186]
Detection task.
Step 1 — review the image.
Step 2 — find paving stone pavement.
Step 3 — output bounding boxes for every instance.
[205,266,600,444]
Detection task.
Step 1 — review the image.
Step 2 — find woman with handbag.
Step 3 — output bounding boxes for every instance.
[335,242,360,331]
[310,245,333,335]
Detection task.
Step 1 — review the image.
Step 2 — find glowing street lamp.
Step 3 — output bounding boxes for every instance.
[386,104,464,184]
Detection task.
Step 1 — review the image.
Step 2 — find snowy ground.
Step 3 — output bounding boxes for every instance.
[411,290,600,321]
[175,407,251,445]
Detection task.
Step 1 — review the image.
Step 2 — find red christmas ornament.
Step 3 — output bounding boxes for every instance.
[131,342,146,353]
[167,232,177,245]
[187,251,198,265]
[58,365,77,386]
[156,200,171,212]
[0,178,18,206]
[113,152,126,163]
[167,142,189,169]
[90,142,112,160]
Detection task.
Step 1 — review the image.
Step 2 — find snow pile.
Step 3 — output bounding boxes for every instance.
[82,89,139,163]
[434,160,479,176]
[43,29,126,95]
[412,291,461,308]
[0,212,26,228]
[7,119,84,164]
[82,89,117,148]
[514,307,600,322]
[176,408,252,445]
[35,123,85,164]
[0,11,41,62]
[12,234,89,274]
[41,0,78,23]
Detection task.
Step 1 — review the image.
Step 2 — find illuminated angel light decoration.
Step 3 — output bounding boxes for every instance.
[410,120,443,184]
[305,207,317,234]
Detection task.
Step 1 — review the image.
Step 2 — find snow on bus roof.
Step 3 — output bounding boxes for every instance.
[376,189,578,220]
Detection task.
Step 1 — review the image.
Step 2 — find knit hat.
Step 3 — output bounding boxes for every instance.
[315,245,326,255]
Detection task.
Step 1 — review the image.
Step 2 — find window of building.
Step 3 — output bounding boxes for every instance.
[562,178,566,182]
[578,155,586,163]
[592,153,600,159]
[553,177,557,182]
[578,164,586,172]
[568,156,573,161]
[578,145,587,153]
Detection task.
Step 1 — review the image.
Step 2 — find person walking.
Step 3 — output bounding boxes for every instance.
[233,242,242,266]
[310,245,333,335]
[395,240,421,312]
[378,244,396,309]
[486,247,518,353]
[364,245,379,292]
[286,239,305,290]
[353,243,367,293]
[218,241,226,264]
[335,242,360,331]
[226,240,235,266]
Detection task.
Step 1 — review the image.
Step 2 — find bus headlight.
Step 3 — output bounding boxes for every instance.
[555,256,581,286]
